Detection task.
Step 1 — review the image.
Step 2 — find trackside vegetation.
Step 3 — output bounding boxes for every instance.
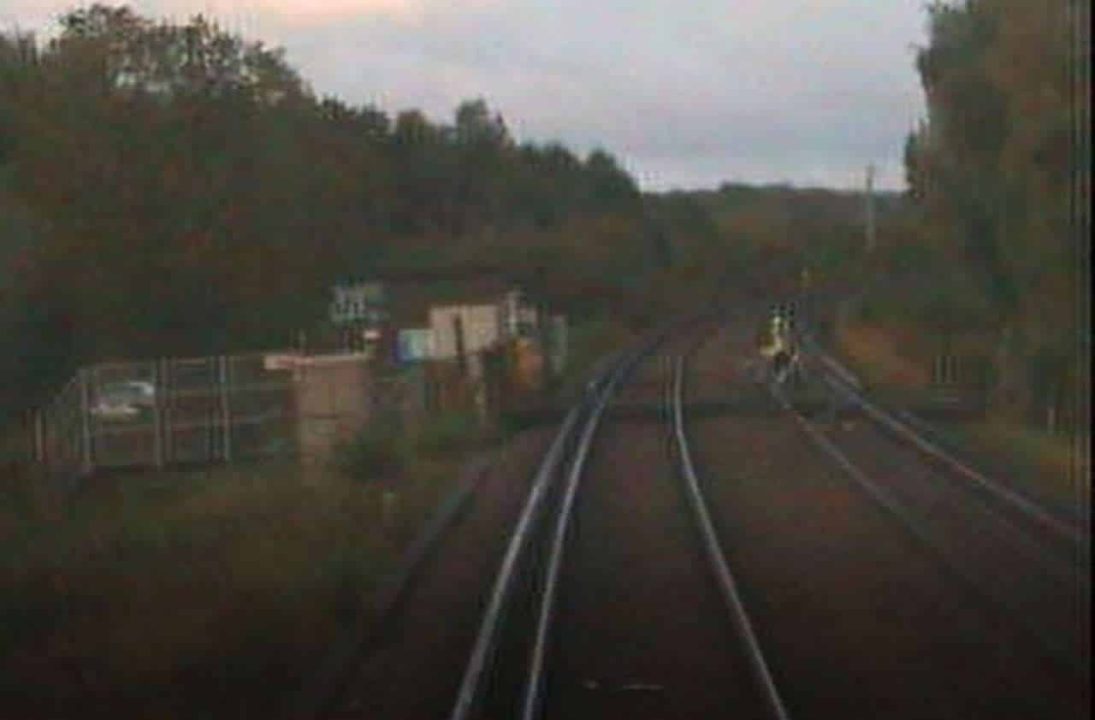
[884,0,1085,433]
[0,447,492,717]
[0,0,1085,715]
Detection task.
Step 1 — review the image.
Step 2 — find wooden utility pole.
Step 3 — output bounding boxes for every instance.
[453,314,467,377]
[79,368,92,476]
[865,163,877,253]
[538,297,551,392]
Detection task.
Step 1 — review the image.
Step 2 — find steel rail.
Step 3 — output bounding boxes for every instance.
[518,348,636,720]
[449,318,695,720]
[672,355,792,720]
[771,384,1084,674]
[447,399,586,720]
[815,359,1083,589]
[800,335,1084,549]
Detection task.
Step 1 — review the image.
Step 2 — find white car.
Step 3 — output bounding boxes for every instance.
[91,381,156,420]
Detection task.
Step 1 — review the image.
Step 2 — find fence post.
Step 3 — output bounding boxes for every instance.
[32,408,45,463]
[162,358,172,464]
[454,314,467,377]
[153,359,164,469]
[79,367,92,476]
[220,355,232,463]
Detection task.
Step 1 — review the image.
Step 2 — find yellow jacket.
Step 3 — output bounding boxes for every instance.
[759,330,789,359]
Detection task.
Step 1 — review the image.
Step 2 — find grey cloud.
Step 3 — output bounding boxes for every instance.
[7,0,927,190]
[277,1,924,190]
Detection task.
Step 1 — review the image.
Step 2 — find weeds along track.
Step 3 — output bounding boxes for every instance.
[299,320,705,720]
[794,340,1090,673]
[802,335,1088,552]
[684,320,1087,719]
[450,318,789,720]
[296,430,558,720]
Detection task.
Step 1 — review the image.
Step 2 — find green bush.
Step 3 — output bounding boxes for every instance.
[335,425,409,481]
[335,409,485,479]
[413,410,482,458]
[554,316,634,401]
[496,408,543,437]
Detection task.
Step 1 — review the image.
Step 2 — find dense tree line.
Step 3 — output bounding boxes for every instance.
[901,0,1087,428]
[0,4,922,424]
[677,182,908,303]
[0,5,656,418]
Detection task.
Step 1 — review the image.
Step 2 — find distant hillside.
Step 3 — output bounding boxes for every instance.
[677,182,904,236]
[643,182,910,298]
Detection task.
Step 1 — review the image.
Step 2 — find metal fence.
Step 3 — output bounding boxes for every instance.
[33,353,295,477]
[27,341,546,478]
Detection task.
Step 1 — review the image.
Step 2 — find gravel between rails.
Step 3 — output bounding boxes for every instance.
[820,417,1090,667]
[543,343,773,720]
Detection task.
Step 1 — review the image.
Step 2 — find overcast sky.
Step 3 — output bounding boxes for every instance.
[3,0,929,191]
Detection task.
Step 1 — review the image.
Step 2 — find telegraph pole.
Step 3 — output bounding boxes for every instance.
[865,163,877,253]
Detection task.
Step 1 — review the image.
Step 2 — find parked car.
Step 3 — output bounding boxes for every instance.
[90,381,156,421]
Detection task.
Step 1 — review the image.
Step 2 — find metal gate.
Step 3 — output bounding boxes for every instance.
[34,353,295,477]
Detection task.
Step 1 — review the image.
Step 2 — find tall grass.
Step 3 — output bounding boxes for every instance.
[937,419,1084,513]
[335,408,485,480]
[836,321,929,388]
[831,319,1082,513]
[0,453,466,718]
[552,316,635,401]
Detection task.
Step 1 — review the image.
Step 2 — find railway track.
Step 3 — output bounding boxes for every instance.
[307,311,1088,719]
[801,334,1087,552]
[792,339,1090,672]
[685,320,1087,718]
[450,321,789,720]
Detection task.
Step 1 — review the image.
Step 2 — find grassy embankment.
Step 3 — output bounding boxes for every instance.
[0,414,484,718]
[551,315,637,401]
[834,320,1081,513]
[0,314,635,717]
